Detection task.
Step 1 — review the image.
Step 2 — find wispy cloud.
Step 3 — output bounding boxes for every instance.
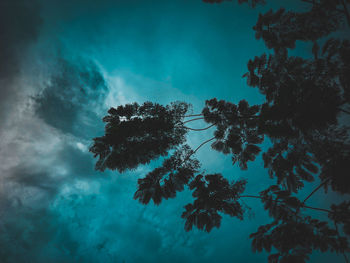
[0,0,42,124]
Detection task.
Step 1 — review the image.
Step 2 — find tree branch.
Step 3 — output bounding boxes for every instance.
[193,137,216,155]
[159,137,216,184]
[339,108,350,115]
[238,195,332,213]
[341,0,350,27]
[182,114,203,117]
[183,123,216,131]
[180,137,216,166]
[293,179,330,215]
[301,0,318,5]
[182,117,205,124]
[301,178,330,205]
[302,205,332,213]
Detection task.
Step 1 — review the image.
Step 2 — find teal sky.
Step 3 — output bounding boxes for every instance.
[0,0,344,262]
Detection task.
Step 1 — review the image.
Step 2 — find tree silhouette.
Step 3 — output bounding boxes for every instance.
[90,101,189,172]
[91,0,350,262]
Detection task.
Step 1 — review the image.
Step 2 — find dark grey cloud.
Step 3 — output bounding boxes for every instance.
[8,169,60,198]
[0,51,109,261]
[34,57,108,139]
[0,0,42,123]
[0,203,79,263]
[4,142,96,200]
[0,133,103,263]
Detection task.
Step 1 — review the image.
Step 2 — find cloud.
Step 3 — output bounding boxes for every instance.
[34,57,108,139]
[0,45,110,261]
[0,0,42,123]
[0,41,200,261]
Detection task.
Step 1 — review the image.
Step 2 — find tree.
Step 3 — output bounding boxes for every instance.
[90,1,350,262]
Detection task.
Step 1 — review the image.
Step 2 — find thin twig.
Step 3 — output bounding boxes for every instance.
[339,108,350,115]
[160,137,216,183]
[183,123,216,131]
[239,195,267,200]
[193,137,216,155]
[302,205,332,213]
[182,137,216,164]
[182,117,205,124]
[182,114,203,117]
[301,179,330,205]
[344,252,350,263]
[293,179,330,215]
[341,0,350,28]
[238,195,332,213]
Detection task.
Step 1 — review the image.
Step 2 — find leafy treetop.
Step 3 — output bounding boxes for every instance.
[90,0,350,262]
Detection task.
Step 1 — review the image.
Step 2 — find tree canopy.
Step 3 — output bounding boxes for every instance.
[91,0,350,262]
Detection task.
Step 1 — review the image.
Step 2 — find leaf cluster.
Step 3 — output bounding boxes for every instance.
[262,139,318,193]
[134,145,200,205]
[254,2,345,51]
[245,50,345,135]
[251,216,348,263]
[89,101,190,172]
[182,174,247,232]
[329,201,350,236]
[202,98,263,169]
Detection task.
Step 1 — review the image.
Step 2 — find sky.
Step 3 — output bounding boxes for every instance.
[0,0,346,262]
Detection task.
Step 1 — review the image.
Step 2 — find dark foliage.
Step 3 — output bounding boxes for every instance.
[244,42,349,134]
[134,145,201,205]
[91,0,350,262]
[182,174,247,232]
[262,138,318,193]
[202,98,263,169]
[251,187,348,262]
[309,127,350,194]
[329,201,350,236]
[251,216,348,263]
[90,101,189,172]
[254,0,350,49]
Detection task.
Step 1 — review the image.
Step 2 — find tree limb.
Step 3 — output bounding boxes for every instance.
[160,137,216,184]
[183,123,216,131]
[239,195,332,213]
[182,117,205,124]
[193,137,216,155]
[301,178,330,205]
[339,108,350,115]
[341,0,350,27]
[182,114,203,117]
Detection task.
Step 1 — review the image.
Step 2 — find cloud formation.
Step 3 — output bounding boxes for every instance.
[0,44,211,262]
[34,57,108,138]
[0,0,42,123]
